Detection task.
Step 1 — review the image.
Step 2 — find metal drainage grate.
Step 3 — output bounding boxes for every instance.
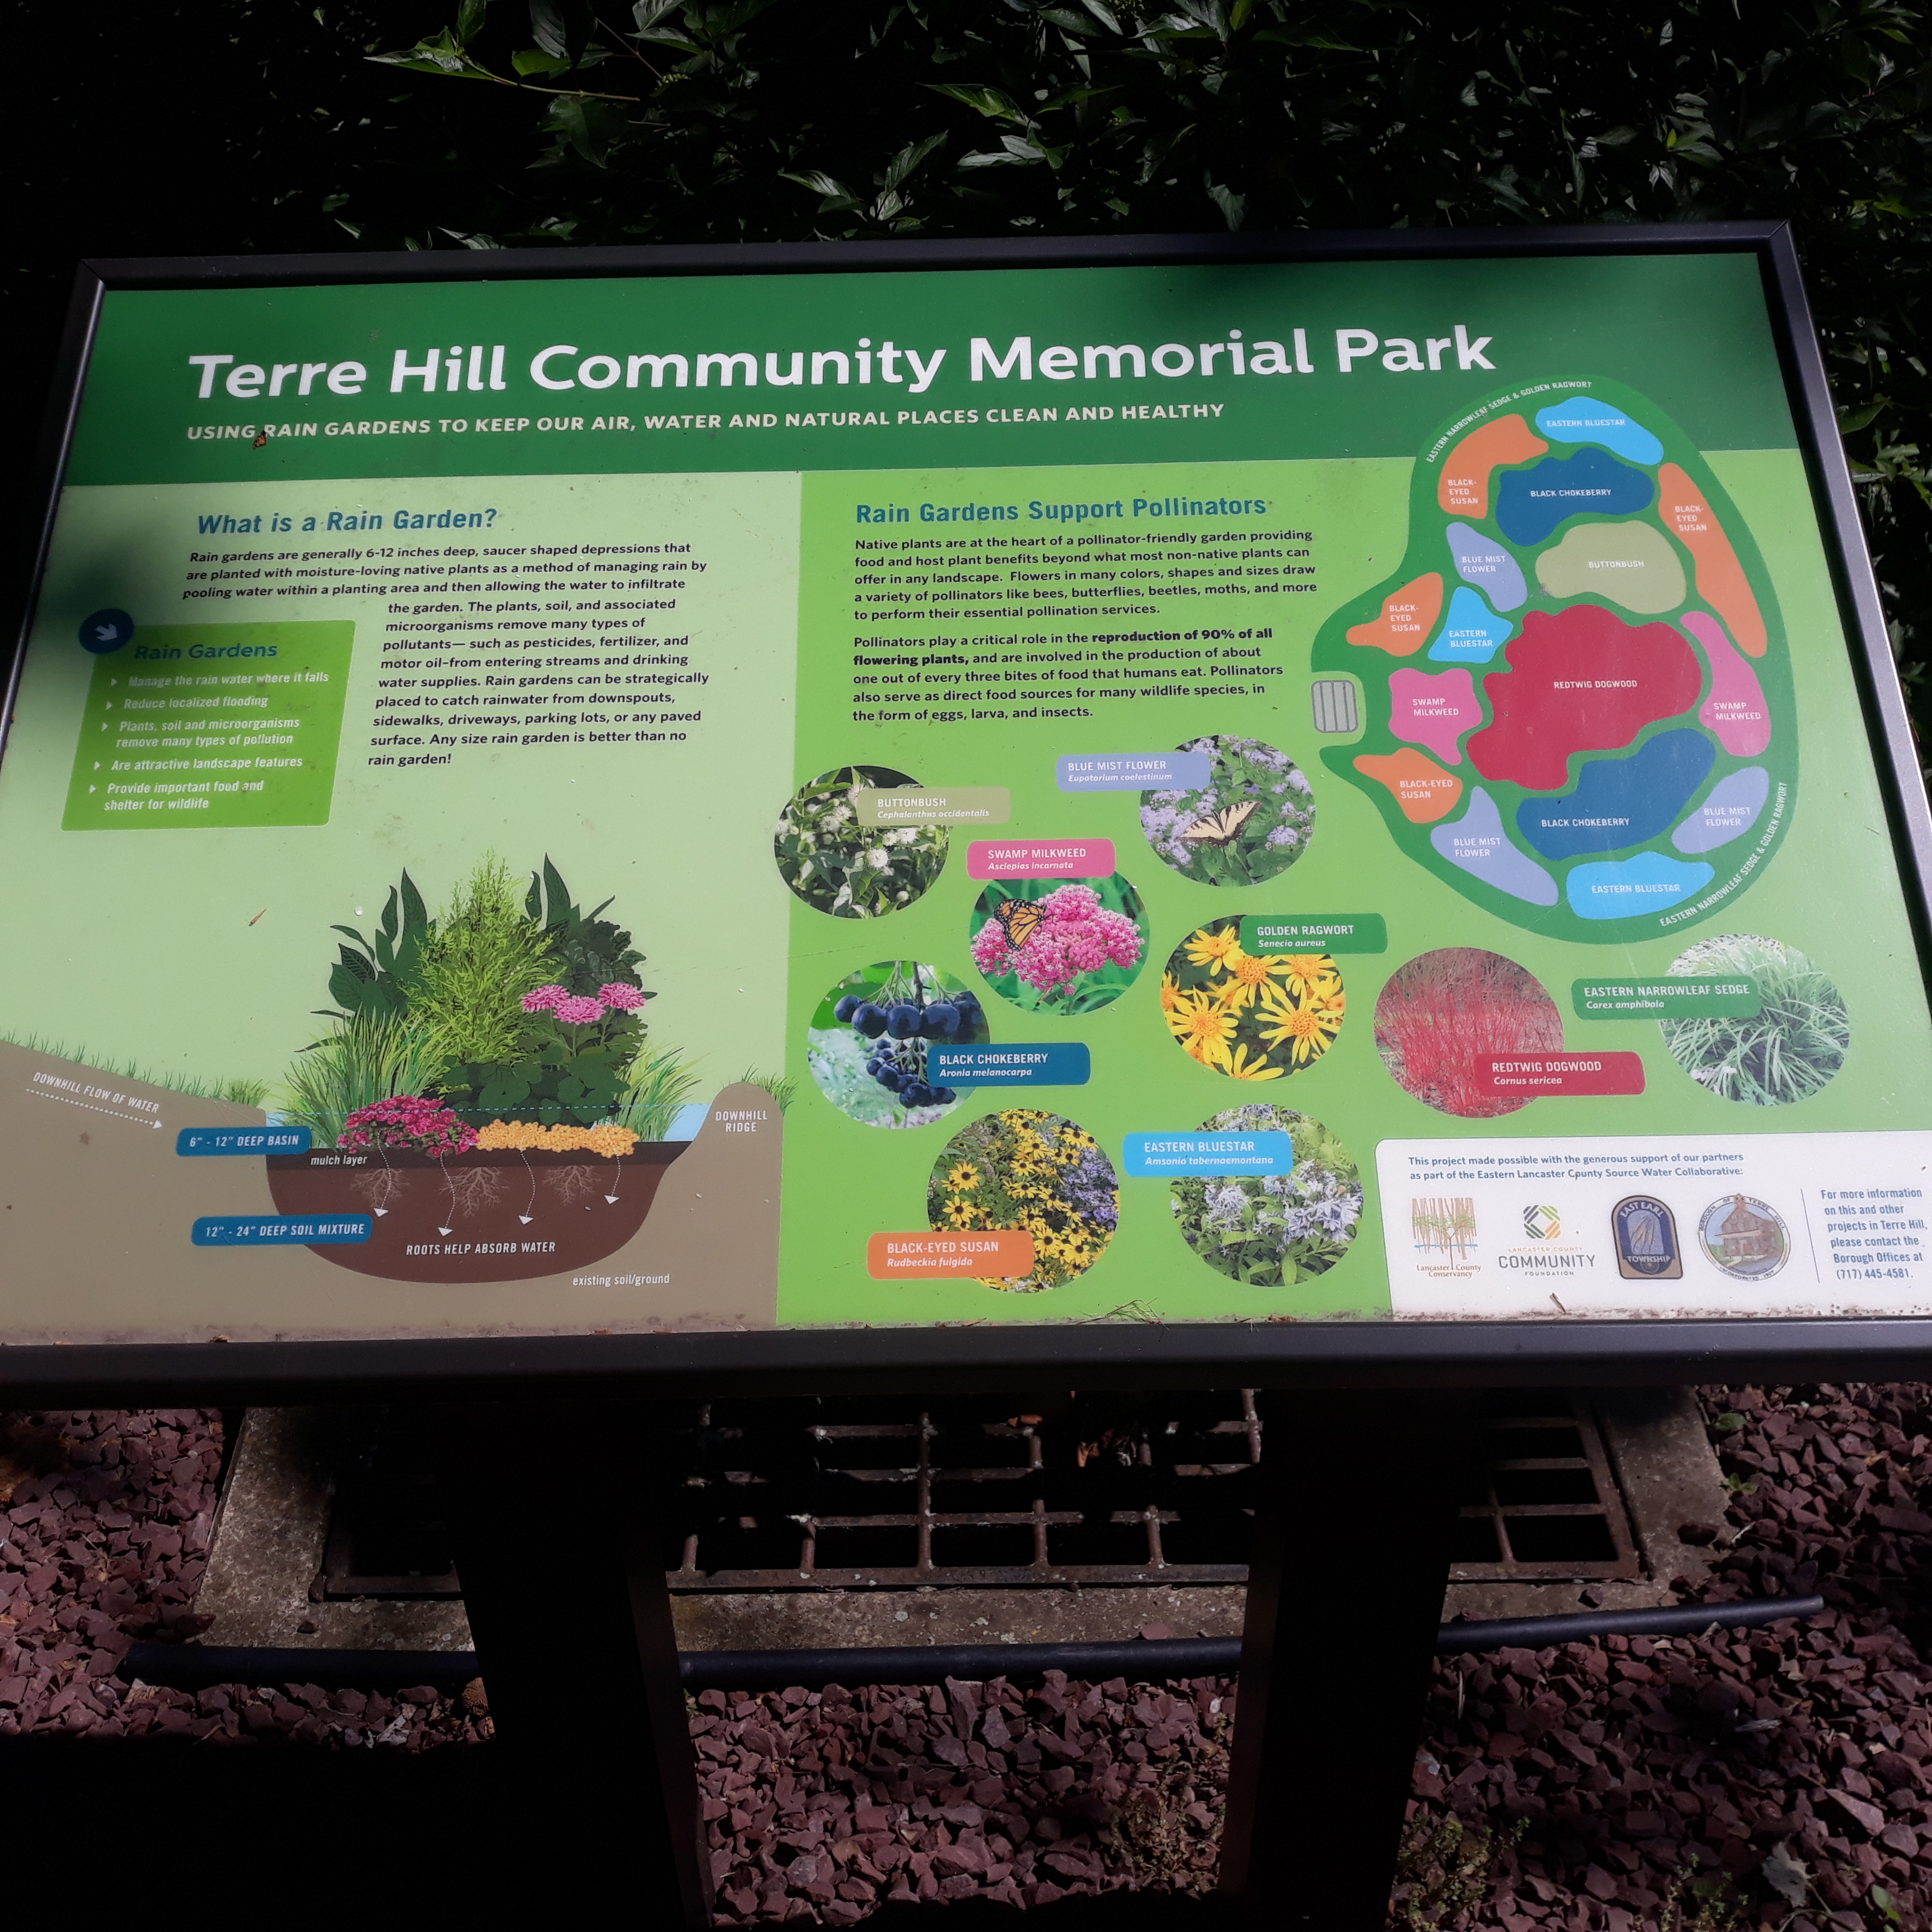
[1449,1391,1640,1582]
[310,1388,1638,1599]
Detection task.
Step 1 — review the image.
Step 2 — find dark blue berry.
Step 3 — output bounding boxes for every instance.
[921,1002,960,1040]
[833,995,862,1023]
[902,1082,935,1107]
[932,1086,957,1106]
[885,1003,922,1040]
[854,1002,888,1038]
[875,1067,903,1090]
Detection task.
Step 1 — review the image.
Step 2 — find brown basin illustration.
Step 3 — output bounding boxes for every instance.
[265,1143,688,1283]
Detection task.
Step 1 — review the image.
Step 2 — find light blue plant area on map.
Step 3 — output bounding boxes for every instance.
[1565,851,1715,919]
[1516,730,1716,860]
[1497,447,1657,547]
[1430,788,1559,905]
[1672,766,1771,854]
[1533,397,1666,467]
[1426,586,1515,664]
[1445,522,1527,611]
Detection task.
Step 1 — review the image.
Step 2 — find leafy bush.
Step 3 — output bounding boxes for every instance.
[410,857,562,1067]
[1660,933,1850,1105]
[280,1009,443,1147]
[774,767,948,920]
[1140,737,1317,886]
[1171,1103,1362,1286]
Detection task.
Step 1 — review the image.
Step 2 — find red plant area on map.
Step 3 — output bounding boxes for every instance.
[1467,607,1702,791]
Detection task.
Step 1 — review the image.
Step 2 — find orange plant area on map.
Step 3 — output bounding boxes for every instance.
[1353,748,1464,822]
[867,1231,1037,1279]
[1436,414,1549,517]
[1346,572,1443,656]
[1657,463,1767,656]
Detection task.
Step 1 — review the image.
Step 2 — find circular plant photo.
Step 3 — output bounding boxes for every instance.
[1161,918,1345,1082]
[969,875,1148,1015]
[1660,933,1848,1106]
[1172,1103,1363,1287]
[1373,947,1560,1119]
[806,962,988,1128]
[1139,735,1316,885]
[773,766,948,918]
[927,1108,1119,1291]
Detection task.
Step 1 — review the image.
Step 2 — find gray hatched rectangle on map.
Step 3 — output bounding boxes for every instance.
[1311,679,1360,734]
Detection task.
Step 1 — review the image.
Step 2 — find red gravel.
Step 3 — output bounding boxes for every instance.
[0,1408,478,1749]
[8,1386,1932,1929]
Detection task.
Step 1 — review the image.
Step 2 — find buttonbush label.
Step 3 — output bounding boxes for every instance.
[854,786,1011,827]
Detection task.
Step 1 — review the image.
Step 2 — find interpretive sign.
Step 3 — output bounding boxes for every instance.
[4,228,1928,1356]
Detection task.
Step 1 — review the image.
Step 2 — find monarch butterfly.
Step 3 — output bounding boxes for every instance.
[1180,800,1258,847]
[991,898,1045,949]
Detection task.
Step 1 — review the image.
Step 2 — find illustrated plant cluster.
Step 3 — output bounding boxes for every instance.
[1139,736,1317,887]
[1162,920,1345,1084]
[283,855,693,1153]
[926,1108,1120,1293]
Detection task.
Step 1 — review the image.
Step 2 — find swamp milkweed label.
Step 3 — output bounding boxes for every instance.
[867,1231,1035,1278]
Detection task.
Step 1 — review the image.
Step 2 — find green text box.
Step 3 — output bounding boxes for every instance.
[1241,913,1388,954]
[1572,977,1761,1019]
[855,786,1011,828]
[64,623,353,830]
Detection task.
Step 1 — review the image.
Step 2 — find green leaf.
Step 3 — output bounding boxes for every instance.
[455,0,489,42]
[478,1075,532,1111]
[1711,1410,1747,1433]
[883,131,948,191]
[369,29,497,78]
[514,47,574,75]
[928,83,1029,125]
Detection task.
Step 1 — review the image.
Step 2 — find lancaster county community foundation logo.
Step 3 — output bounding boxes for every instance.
[1699,1194,1790,1281]
[1523,1205,1561,1241]
[1613,1196,1683,1280]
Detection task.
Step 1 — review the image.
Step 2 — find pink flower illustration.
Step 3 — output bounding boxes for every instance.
[338,1096,477,1159]
[554,995,606,1025]
[598,983,647,1010]
[522,984,570,1013]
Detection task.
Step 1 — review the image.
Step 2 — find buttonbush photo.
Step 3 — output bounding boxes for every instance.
[1171,1104,1363,1288]
[1661,933,1849,1106]
[1161,918,1345,1082]
[926,1107,1119,1292]
[806,960,988,1128]
[969,875,1148,1015]
[1140,735,1316,886]
[774,765,948,918]
[1373,947,1560,1119]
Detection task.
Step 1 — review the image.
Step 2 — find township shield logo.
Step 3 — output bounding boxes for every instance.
[1613,1196,1682,1279]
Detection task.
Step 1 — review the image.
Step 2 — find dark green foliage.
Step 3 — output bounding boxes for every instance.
[9,5,1930,746]
[325,872,432,1019]
[526,857,653,1004]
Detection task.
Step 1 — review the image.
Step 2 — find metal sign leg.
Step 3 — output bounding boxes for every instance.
[1218,1388,1478,1929]
[434,1401,711,1923]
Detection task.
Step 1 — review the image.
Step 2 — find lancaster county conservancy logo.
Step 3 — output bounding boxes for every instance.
[1613,1196,1682,1280]
[1411,1197,1477,1273]
[1523,1205,1561,1241]
[1699,1193,1790,1281]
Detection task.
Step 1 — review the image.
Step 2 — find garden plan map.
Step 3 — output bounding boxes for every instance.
[4,248,1929,1345]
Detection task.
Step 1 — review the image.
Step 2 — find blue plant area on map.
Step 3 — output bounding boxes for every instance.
[1495,447,1656,547]
[1430,788,1559,906]
[1673,765,1771,854]
[1426,586,1515,664]
[1515,730,1716,860]
[1533,397,1665,466]
[1445,522,1527,611]
[1565,850,1715,919]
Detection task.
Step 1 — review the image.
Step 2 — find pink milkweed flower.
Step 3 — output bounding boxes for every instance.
[554,995,606,1025]
[598,983,647,1010]
[522,985,570,1013]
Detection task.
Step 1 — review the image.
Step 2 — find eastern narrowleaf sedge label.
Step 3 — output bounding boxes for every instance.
[1240,915,1388,954]
[1572,977,1761,1018]
[853,786,1010,827]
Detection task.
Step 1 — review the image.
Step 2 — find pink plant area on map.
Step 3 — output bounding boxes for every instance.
[1468,606,1703,792]
[1684,611,1772,756]
[1388,667,1482,764]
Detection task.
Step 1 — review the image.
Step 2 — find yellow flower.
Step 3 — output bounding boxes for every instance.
[1183,923,1244,971]
[1215,948,1290,1014]
[947,1162,979,1191]
[1279,953,1340,1001]
[1171,991,1236,1069]
[1258,985,1345,1065]
[944,1198,979,1228]
[1223,1043,1285,1081]
[1159,972,1184,1015]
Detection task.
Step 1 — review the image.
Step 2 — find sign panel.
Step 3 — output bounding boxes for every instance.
[4,235,1928,1349]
